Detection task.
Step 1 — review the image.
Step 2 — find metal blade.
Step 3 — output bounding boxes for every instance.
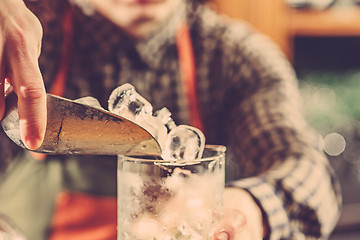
[1,90,162,156]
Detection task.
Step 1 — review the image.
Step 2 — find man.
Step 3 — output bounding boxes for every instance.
[0,0,341,239]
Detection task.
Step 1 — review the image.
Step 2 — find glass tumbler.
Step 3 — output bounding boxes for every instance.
[117,145,226,240]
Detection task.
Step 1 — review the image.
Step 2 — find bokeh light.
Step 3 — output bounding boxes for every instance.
[323,132,346,156]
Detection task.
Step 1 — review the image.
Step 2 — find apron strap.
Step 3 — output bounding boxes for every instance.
[49,7,74,97]
[176,22,205,133]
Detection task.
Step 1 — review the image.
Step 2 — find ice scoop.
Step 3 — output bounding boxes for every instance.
[0,90,162,156]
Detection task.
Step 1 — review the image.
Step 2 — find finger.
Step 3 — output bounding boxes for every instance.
[214,209,247,240]
[8,50,46,150]
[214,231,229,240]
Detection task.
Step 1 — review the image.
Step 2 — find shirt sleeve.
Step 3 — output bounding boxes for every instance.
[222,26,342,240]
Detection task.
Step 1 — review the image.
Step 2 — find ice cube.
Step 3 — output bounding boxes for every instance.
[176,222,204,240]
[162,125,205,161]
[131,215,160,240]
[154,107,177,131]
[108,83,152,121]
[163,167,190,192]
[136,115,167,150]
[186,197,204,209]
[74,96,103,109]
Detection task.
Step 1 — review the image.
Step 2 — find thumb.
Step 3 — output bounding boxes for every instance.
[214,209,247,240]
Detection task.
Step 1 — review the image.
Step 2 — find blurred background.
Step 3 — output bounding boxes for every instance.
[212,0,360,239]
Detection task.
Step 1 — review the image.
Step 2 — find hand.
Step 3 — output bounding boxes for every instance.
[0,0,46,150]
[214,188,265,240]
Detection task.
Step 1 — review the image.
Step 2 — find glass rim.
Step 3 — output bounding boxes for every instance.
[118,144,226,164]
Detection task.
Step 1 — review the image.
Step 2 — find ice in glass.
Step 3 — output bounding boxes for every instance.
[117,145,225,240]
[105,84,226,239]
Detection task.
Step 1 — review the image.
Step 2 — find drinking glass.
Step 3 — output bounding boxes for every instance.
[117,145,226,240]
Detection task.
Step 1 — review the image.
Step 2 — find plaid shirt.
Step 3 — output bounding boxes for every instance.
[1,1,341,240]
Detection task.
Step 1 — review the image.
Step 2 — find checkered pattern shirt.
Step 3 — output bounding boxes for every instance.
[31,2,341,239]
